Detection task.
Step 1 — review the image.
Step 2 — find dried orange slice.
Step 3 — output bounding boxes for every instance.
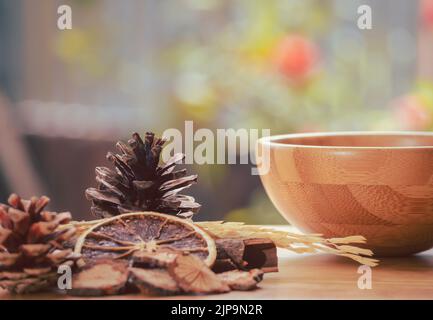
[74,212,216,267]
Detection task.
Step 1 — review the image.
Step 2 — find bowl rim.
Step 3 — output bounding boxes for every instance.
[258,131,433,150]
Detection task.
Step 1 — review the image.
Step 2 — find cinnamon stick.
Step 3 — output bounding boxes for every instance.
[213,238,278,273]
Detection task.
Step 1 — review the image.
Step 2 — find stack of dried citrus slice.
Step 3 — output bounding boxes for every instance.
[70,212,263,296]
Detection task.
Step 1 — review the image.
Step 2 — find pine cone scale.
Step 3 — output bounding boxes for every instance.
[7,194,23,210]
[86,188,123,206]
[159,174,198,193]
[23,267,52,276]
[0,253,20,268]
[20,244,51,258]
[7,208,30,236]
[34,196,50,216]
[157,153,185,174]
[0,228,13,245]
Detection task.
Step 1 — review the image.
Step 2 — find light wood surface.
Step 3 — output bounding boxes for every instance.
[1,226,432,300]
[258,132,433,256]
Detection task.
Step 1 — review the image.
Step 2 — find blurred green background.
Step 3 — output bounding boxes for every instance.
[1,0,433,223]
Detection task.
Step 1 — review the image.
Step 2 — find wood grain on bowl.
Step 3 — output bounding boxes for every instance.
[257,132,433,256]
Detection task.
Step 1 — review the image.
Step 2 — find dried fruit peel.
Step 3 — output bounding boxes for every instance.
[73,212,217,267]
[69,261,129,296]
[168,254,230,294]
[129,267,180,296]
[132,250,178,268]
[218,269,264,291]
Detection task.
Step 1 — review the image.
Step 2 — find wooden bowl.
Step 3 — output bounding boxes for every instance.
[257,132,433,256]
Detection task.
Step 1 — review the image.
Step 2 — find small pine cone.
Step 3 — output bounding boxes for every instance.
[0,194,79,294]
[86,132,201,219]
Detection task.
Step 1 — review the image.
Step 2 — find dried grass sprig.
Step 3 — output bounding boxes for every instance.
[196,221,379,267]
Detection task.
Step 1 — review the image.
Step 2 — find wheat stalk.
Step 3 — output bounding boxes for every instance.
[196,221,379,267]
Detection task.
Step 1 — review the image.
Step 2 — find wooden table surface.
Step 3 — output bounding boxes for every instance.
[1,226,433,300]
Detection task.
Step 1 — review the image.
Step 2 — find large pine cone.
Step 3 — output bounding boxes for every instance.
[86,132,201,219]
[0,194,79,294]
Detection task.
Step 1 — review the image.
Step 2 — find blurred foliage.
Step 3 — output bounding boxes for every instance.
[55,28,112,77]
[167,0,387,133]
[225,188,286,225]
[391,81,433,131]
[52,0,433,224]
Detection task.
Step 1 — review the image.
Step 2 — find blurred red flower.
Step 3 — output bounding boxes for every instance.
[272,35,319,81]
[421,0,433,28]
[393,95,432,130]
